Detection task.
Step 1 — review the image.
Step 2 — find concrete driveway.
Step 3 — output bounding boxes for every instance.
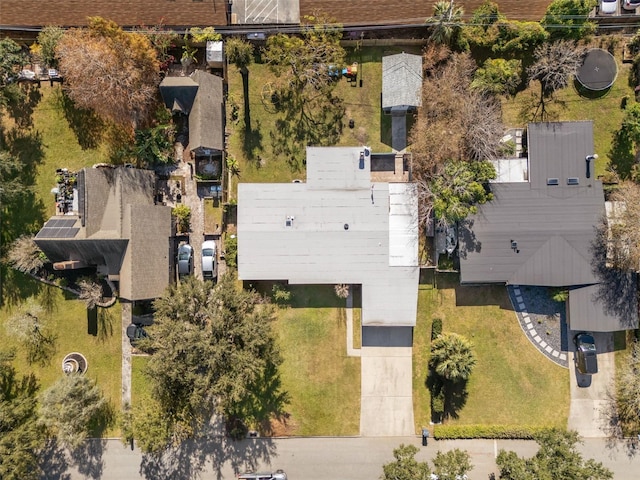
[360,327,414,436]
[567,332,615,438]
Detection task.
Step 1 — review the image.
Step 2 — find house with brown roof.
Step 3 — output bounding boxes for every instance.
[35,167,172,302]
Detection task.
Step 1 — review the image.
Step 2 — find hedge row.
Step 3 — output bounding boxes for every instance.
[433,424,556,440]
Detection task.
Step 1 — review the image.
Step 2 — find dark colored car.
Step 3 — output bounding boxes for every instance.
[574,333,598,375]
[126,323,148,344]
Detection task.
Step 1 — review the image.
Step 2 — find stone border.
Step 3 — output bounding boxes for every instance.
[508,285,569,368]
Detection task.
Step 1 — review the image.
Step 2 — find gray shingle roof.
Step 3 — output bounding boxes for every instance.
[569,283,638,332]
[460,122,604,287]
[238,147,419,327]
[35,167,171,301]
[382,53,422,110]
[159,76,199,114]
[188,70,224,154]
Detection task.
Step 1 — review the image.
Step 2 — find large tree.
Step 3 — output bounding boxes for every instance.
[39,373,108,449]
[523,41,586,122]
[56,17,159,131]
[541,0,597,41]
[609,103,640,180]
[381,444,431,480]
[262,14,346,169]
[37,26,65,69]
[5,298,57,366]
[0,350,44,480]
[426,0,466,49]
[139,274,285,452]
[616,340,640,436]
[409,48,504,179]
[496,429,612,479]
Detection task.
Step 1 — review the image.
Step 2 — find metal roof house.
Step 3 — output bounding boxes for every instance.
[35,167,172,302]
[238,146,419,327]
[459,121,637,332]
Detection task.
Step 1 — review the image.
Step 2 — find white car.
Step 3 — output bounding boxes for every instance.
[600,0,617,13]
[201,240,217,280]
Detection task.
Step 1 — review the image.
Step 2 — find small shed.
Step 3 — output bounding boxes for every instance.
[382,53,422,113]
[159,76,199,114]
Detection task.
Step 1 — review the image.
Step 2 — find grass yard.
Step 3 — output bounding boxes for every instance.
[203,197,224,234]
[226,46,419,195]
[131,355,152,406]
[271,284,361,436]
[413,273,569,432]
[0,271,122,434]
[501,47,634,178]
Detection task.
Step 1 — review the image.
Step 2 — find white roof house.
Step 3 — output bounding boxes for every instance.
[238,146,419,327]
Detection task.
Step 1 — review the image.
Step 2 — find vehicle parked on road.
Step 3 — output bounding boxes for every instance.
[177,243,193,278]
[574,333,598,375]
[238,471,287,480]
[201,240,217,280]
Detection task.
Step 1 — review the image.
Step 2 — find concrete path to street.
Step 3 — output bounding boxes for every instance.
[568,331,617,438]
[360,327,414,436]
[50,436,640,480]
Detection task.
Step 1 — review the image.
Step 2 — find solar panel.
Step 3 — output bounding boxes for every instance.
[35,223,79,239]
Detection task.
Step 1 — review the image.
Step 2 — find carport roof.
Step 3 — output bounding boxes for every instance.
[569,283,639,332]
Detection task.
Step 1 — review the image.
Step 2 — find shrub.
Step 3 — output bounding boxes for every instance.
[172,204,191,234]
[550,287,569,303]
[271,283,292,305]
[434,424,555,439]
[431,318,443,340]
[224,234,238,269]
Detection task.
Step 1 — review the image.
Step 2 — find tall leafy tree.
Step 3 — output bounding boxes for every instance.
[381,444,431,480]
[262,14,346,168]
[430,333,477,383]
[472,58,522,96]
[140,274,285,452]
[541,0,597,41]
[0,350,44,480]
[609,103,640,180]
[5,298,57,366]
[0,38,27,87]
[39,373,108,449]
[37,26,65,69]
[497,429,612,479]
[432,448,473,479]
[56,17,160,132]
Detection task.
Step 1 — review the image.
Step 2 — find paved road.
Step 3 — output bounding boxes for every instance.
[49,436,640,480]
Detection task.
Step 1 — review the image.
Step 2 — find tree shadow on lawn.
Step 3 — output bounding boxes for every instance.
[240,119,264,163]
[244,281,351,308]
[140,433,278,480]
[425,370,469,422]
[55,89,105,150]
[0,268,43,308]
[4,82,43,129]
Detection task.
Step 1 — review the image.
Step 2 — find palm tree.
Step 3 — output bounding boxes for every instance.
[226,37,254,132]
[426,0,465,46]
[430,332,477,383]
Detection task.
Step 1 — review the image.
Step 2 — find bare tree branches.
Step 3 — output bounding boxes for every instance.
[78,278,104,310]
[7,235,46,274]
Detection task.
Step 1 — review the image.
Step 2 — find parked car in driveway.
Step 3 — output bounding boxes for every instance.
[623,0,640,9]
[126,323,148,344]
[574,333,598,375]
[201,240,217,280]
[177,243,193,278]
[600,0,617,13]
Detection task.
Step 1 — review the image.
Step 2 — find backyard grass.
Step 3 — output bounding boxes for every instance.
[226,46,418,195]
[131,355,152,406]
[413,273,570,432]
[203,198,223,234]
[271,284,361,436]
[0,271,122,434]
[501,50,634,178]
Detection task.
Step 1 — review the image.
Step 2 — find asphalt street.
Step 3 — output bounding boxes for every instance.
[51,436,640,480]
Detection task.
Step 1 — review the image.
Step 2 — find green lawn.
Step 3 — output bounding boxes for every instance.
[0,272,122,430]
[131,355,152,406]
[413,274,569,431]
[271,284,361,436]
[502,57,634,178]
[226,46,417,194]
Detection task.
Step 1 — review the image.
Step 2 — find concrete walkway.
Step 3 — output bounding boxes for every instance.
[121,302,132,407]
